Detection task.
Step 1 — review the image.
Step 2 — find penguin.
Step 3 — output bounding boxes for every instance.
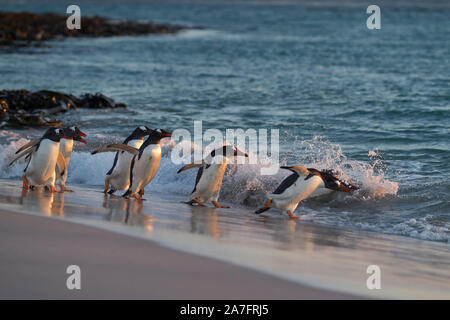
[10,128,69,192]
[255,166,359,219]
[55,126,87,192]
[177,145,248,208]
[100,126,154,194]
[91,128,172,200]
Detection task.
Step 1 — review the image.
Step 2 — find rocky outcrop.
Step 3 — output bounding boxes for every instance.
[0,90,126,126]
[0,11,187,48]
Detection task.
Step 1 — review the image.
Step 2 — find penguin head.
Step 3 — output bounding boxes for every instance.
[310,169,358,192]
[126,126,154,142]
[152,128,172,140]
[62,126,87,144]
[141,128,172,147]
[208,145,248,164]
[42,128,69,142]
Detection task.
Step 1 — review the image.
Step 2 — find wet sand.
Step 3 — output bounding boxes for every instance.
[0,179,449,299]
[0,210,357,299]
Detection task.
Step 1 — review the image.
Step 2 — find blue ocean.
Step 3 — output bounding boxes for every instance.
[0,0,449,242]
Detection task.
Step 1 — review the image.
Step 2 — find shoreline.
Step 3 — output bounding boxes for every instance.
[0,179,449,299]
[0,11,187,48]
[0,209,359,299]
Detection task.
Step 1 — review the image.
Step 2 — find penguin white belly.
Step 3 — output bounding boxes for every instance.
[25,140,60,186]
[309,187,334,199]
[130,144,161,193]
[191,163,227,203]
[268,175,324,212]
[56,139,73,186]
[108,139,143,190]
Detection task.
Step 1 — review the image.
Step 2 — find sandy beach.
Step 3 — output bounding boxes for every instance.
[0,179,449,299]
[0,209,357,299]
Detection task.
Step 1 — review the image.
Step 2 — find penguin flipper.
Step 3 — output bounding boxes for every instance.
[280,165,310,176]
[91,144,139,155]
[177,162,204,174]
[9,147,36,166]
[15,139,40,154]
[55,152,66,178]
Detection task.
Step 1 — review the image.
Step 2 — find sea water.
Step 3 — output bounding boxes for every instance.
[0,0,449,243]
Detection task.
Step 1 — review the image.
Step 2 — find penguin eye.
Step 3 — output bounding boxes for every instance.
[139,126,146,131]
[55,129,61,134]
[70,126,75,131]
[156,129,162,133]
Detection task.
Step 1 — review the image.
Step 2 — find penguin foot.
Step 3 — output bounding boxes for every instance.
[103,180,110,194]
[255,199,271,214]
[138,189,145,197]
[212,201,229,208]
[22,176,29,190]
[192,198,205,206]
[287,211,299,220]
[131,193,146,201]
[60,185,73,192]
[108,189,116,195]
[48,186,60,193]
[182,199,205,207]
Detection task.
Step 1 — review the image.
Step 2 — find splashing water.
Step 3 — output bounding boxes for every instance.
[10,132,444,241]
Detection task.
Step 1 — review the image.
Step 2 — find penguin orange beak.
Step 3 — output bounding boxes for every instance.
[163,133,172,137]
[78,131,87,137]
[75,136,87,144]
[338,185,351,193]
[337,183,359,193]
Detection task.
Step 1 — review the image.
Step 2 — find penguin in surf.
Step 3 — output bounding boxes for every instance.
[10,128,69,192]
[177,145,248,208]
[255,166,358,219]
[91,128,172,200]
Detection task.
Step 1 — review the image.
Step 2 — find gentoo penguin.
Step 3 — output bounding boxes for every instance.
[101,126,154,194]
[177,145,248,208]
[91,128,172,200]
[255,166,359,219]
[55,126,87,192]
[10,128,69,192]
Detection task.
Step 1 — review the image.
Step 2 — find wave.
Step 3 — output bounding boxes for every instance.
[0,133,398,201]
[9,132,449,242]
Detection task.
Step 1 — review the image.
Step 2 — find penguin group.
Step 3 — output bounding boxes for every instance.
[10,126,86,192]
[11,126,359,219]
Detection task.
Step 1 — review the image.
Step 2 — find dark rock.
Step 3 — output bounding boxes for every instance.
[0,11,189,48]
[0,89,126,127]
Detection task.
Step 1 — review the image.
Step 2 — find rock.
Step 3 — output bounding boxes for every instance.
[0,11,189,48]
[0,89,126,127]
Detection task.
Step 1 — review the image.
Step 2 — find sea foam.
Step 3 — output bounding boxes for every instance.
[0,134,399,202]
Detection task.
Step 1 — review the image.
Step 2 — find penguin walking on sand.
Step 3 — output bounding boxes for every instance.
[9,128,69,192]
[177,145,248,208]
[91,128,172,200]
[100,126,154,194]
[55,126,87,192]
[255,166,359,219]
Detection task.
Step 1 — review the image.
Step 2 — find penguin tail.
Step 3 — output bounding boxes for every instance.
[255,207,270,214]
[177,162,203,174]
[122,189,131,198]
[255,199,272,214]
